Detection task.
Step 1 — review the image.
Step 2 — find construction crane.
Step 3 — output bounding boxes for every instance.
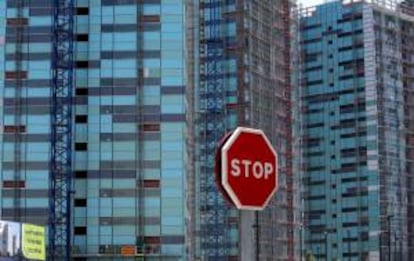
[48,0,74,260]
[199,0,230,260]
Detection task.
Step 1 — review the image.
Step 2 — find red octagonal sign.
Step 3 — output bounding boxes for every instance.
[219,127,278,211]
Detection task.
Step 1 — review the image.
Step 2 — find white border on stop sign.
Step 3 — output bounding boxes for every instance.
[221,127,278,211]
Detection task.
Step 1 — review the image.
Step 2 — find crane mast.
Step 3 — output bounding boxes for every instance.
[49,0,74,260]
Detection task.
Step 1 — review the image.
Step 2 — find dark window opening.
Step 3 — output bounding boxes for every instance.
[75,171,87,179]
[76,88,88,96]
[75,115,88,123]
[143,236,161,244]
[140,15,160,23]
[74,226,87,235]
[7,18,28,26]
[306,123,324,128]
[307,166,325,172]
[75,143,88,151]
[4,125,26,133]
[76,34,89,42]
[5,71,27,79]
[75,199,87,207]
[3,180,25,188]
[76,61,89,68]
[76,7,89,15]
[143,180,160,188]
[141,123,160,132]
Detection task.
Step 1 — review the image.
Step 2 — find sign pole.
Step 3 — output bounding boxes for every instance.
[255,211,260,261]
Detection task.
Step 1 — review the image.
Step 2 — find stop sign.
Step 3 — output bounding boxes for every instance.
[218,127,278,210]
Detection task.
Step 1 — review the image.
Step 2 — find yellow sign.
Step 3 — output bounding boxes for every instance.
[22,223,45,260]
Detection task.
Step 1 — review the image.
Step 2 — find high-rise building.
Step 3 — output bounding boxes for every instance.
[0,222,9,256]
[190,1,300,260]
[299,0,414,260]
[0,0,297,260]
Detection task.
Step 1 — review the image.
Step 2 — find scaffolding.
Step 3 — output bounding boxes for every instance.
[198,0,231,260]
[194,1,297,260]
[291,1,305,260]
[369,1,414,260]
[48,0,74,260]
[283,1,296,259]
[397,2,414,260]
[243,0,297,260]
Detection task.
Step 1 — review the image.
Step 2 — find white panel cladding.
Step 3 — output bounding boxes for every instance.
[363,4,379,171]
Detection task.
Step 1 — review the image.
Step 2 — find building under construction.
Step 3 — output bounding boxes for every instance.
[0,0,298,260]
[189,0,300,260]
[299,0,414,260]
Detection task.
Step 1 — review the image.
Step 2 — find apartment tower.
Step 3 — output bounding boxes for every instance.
[300,0,414,260]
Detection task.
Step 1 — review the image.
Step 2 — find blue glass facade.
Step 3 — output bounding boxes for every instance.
[0,0,297,260]
[1,1,188,260]
[300,1,414,260]
[75,1,187,259]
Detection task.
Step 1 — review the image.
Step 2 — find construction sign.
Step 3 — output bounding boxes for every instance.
[0,220,45,261]
[22,223,45,260]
